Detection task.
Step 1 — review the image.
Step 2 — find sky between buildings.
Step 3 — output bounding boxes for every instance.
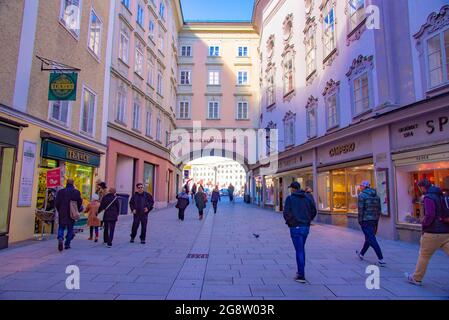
[180,0,254,22]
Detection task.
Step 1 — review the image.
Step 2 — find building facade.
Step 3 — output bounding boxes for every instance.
[105,0,182,208]
[250,0,449,242]
[0,0,111,248]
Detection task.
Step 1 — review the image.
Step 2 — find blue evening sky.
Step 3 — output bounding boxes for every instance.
[180,0,254,22]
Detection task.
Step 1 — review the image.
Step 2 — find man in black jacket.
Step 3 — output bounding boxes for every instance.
[283,182,317,283]
[55,179,83,252]
[129,183,154,244]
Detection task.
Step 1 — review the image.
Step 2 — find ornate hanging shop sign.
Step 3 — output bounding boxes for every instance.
[48,72,78,101]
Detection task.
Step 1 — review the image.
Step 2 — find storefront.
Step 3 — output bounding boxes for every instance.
[253,175,262,206]
[36,133,102,233]
[391,107,449,242]
[264,176,275,207]
[0,118,27,249]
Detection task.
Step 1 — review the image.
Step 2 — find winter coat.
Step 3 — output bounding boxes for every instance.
[358,188,381,223]
[211,191,221,203]
[130,192,155,215]
[195,191,207,210]
[55,184,83,226]
[85,201,101,227]
[422,186,449,234]
[228,186,235,195]
[98,193,120,222]
[176,192,190,210]
[283,190,317,227]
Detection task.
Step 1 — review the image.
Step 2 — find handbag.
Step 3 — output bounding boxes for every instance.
[98,197,118,221]
[70,201,81,221]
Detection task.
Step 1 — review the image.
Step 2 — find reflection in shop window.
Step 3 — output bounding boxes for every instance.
[396,162,449,225]
[318,172,331,211]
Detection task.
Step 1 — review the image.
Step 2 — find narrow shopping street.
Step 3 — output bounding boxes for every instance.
[0,200,448,300]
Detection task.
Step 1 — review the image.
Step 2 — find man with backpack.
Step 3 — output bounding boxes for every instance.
[283,182,317,283]
[356,181,386,266]
[129,183,155,244]
[406,179,449,286]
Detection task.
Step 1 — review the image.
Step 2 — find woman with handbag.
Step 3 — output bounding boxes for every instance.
[85,194,101,242]
[98,188,120,248]
[176,187,190,221]
[194,186,207,221]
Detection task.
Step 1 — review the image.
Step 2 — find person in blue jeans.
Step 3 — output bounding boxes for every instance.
[283,182,317,283]
[356,181,386,266]
[55,179,83,252]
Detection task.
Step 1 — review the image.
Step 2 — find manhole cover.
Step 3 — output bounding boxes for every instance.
[187,253,209,259]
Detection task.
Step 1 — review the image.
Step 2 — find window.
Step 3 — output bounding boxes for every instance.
[119,26,130,63]
[50,101,69,125]
[238,46,248,57]
[353,73,370,115]
[145,110,152,137]
[426,29,449,88]
[208,101,219,119]
[181,45,192,57]
[88,9,102,57]
[306,106,317,138]
[157,71,163,96]
[60,0,82,37]
[208,71,220,85]
[137,3,144,26]
[283,112,296,148]
[180,71,191,85]
[178,101,190,119]
[238,71,248,85]
[305,26,316,77]
[326,93,339,129]
[149,20,155,39]
[121,0,129,9]
[147,58,154,86]
[133,101,141,130]
[81,88,96,135]
[348,0,365,31]
[323,0,336,58]
[135,41,144,76]
[283,51,294,95]
[156,118,162,141]
[159,2,165,19]
[116,89,126,123]
[209,46,220,57]
[266,68,276,107]
[237,102,249,120]
[159,33,164,51]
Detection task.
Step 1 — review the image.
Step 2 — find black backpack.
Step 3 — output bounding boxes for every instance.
[440,195,449,224]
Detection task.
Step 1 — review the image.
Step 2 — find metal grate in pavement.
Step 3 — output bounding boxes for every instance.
[186,253,209,259]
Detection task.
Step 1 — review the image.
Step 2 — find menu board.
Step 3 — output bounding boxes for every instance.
[17,141,37,207]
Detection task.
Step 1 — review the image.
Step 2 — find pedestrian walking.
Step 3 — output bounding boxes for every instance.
[176,187,190,221]
[194,186,207,220]
[85,194,101,242]
[98,188,120,248]
[356,181,386,266]
[406,179,449,286]
[228,183,235,203]
[191,183,197,201]
[129,183,155,244]
[211,186,221,214]
[283,182,317,283]
[54,179,83,252]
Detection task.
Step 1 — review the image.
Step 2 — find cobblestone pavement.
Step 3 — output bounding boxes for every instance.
[0,199,448,300]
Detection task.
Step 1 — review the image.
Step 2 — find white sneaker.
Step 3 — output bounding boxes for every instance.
[356,250,364,261]
[405,273,422,286]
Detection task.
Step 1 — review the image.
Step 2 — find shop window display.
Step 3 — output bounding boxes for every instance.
[144,163,155,194]
[264,177,275,205]
[65,162,94,208]
[396,162,449,225]
[318,172,331,211]
[0,147,15,234]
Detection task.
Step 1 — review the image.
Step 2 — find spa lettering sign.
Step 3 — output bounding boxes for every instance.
[329,143,356,157]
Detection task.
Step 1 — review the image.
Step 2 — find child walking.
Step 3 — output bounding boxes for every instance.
[85,194,101,242]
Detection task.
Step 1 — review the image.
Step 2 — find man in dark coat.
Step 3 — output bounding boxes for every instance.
[129,183,154,244]
[356,181,385,266]
[98,188,120,248]
[55,179,83,252]
[283,182,317,283]
[176,187,190,221]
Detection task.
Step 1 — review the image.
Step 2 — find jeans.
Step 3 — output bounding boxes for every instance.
[360,221,384,260]
[58,224,74,247]
[103,221,116,246]
[413,233,449,281]
[212,201,218,213]
[131,214,148,241]
[178,208,185,221]
[290,226,310,278]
